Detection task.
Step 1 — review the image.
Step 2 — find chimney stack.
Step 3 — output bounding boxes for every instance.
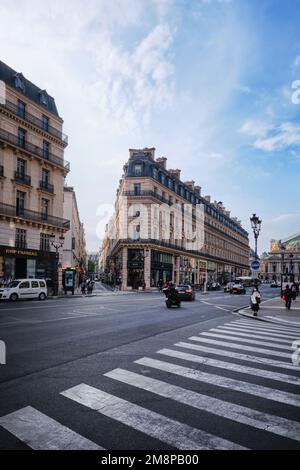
[156,157,167,169]
[184,180,195,190]
[169,169,181,179]
[194,185,201,195]
[204,195,211,203]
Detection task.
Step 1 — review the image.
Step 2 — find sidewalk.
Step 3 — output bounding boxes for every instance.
[238,295,300,327]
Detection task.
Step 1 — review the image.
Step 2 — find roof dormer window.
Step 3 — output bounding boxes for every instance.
[14,73,25,93]
[39,90,48,107]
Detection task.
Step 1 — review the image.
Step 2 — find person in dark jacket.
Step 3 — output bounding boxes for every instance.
[283,284,293,310]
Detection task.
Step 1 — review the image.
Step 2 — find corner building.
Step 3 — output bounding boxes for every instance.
[101,148,249,290]
[0,61,70,286]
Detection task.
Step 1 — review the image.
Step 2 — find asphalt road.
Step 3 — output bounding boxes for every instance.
[0,284,300,450]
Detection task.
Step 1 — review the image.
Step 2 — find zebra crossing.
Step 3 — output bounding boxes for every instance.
[1,317,300,450]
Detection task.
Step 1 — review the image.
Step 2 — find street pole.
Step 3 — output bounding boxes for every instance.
[50,233,65,296]
[250,213,262,284]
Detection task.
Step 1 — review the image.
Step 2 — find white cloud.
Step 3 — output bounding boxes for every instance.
[240,120,300,152]
[239,120,271,137]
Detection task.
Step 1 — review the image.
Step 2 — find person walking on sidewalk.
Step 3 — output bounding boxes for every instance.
[283,284,293,310]
[250,287,261,317]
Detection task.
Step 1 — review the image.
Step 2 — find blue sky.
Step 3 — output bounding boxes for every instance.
[1,0,300,253]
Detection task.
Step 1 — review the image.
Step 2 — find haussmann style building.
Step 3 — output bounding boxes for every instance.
[100,148,250,290]
[0,61,70,289]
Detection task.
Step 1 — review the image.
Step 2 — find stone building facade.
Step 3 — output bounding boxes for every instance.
[0,61,70,289]
[100,148,249,290]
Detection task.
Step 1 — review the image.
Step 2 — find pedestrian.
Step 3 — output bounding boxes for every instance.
[87,281,94,295]
[291,283,297,301]
[250,287,261,317]
[81,280,87,295]
[282,284,293,310]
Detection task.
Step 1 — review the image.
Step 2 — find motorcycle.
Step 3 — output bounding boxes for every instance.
[163,287,181,308]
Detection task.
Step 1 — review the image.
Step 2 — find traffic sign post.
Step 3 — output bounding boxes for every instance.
[251,260,260,271]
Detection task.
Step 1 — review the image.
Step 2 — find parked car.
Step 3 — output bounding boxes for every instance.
[224,282,235,293]
[0,279,47,301]
[207,282,221,291]
[175,285,196,301]
[270,281,280,288]
[230,282,246,294]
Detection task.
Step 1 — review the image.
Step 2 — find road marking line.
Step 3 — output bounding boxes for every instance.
[234,320,300,334]
[200,332,292,351]
[60,383,242,450]
[176,342,299,372]
[135,357,299,407]
[157,348,300,385]
[105,368,300,443]
[188,336,291,359]
[211,328,294,344]
[216,325,299,340]
[0,406,102,450]
[265,316,300,326]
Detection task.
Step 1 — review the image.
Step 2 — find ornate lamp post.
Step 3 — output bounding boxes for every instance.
[250,213,262,260]
[50,233,65,296]
[289,253,294,283]
[278,240,286,296]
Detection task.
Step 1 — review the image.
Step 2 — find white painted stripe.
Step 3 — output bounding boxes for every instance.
[234,320,300,335]
[158,348,300,386]
[176,341,300,372]
[265,316,300,327]
[135,357,299,407]
[189,336,292,359]
[0,406,102,450]
[105,368,300,443]
[216,325,299,341]
[200,332,292,351]
[60,383,243,450]
[211,328,294,344]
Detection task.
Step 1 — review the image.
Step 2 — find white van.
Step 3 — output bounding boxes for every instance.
[0,279,47,301]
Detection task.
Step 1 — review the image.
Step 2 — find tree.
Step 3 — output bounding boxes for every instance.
[88,259,96,274]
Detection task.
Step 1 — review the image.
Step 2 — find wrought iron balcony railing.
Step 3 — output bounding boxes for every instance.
[14,171,31,186]
[0,202,70,229]
[0,100,68,145]
[0,128,70,172]
[39,180,54,193]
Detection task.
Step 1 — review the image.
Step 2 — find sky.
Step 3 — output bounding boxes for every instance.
[1,0,300,254]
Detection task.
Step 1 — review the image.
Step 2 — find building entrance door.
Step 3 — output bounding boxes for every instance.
[15,258,27,278]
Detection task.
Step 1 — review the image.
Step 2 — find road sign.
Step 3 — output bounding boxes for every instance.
[251,260,260,270]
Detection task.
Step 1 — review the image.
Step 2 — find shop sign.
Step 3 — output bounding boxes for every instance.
[0,245,38,258]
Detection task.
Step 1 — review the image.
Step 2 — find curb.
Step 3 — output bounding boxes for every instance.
[236,298,300,327]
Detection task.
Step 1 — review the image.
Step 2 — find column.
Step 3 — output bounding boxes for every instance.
[144,248,151,290]
[122,247,128,290]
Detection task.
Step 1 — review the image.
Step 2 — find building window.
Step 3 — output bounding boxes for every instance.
[153,167,158,180]
[42,169,49,185]
[42,115,49,132]
[16,190,25,215]
[40,233,51,251]
[133,225,140,240]
[15,228,27,248]
[134,183,141,195]
[41,198,49,219]
[14,74,25,92]
[17,158,26,176]
[161,174,165,185]
[43,141,50,159]
[18,127,26,148]
[40,91,48,106]
[17,100,26,119]
[72,237,76,250]
[134,164,143,176]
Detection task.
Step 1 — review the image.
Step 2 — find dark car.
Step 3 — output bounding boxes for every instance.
[175,285,195,301]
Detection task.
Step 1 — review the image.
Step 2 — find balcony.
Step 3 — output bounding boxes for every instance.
[0,100,68,146]
[0,165,3,177]
[14,171,31,186]
[0,128,70,172]
[0,202,70,229]
[39,180,54,193]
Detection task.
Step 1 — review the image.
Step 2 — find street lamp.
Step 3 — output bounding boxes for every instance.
[289,253,294,283]
[50,233,65,296]
[250,213,262,260]
[278,240,286,296]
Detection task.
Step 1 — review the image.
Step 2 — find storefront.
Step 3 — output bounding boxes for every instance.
[150,250,173,287]
[0,245,56,284]
[127,248,144,289]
